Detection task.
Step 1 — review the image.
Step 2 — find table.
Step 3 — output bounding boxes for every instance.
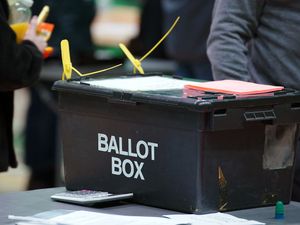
[0,187,299,224]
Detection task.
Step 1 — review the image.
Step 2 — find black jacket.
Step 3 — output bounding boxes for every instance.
[0,0,43,172]
[162,0,215,63]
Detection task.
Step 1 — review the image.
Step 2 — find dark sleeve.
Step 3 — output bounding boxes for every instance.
[207,0,265,81]
[162,0,214,62]
[0,10,43,91]
[59,0,95,57]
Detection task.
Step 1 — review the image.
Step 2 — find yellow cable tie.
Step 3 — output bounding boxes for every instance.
[118,16,179,74]
[70,63,123,78]
[61,40,72,80]
[140,16,180,62]
[72,66,83,76]
[81,63,123,76]
[119,43,144,74]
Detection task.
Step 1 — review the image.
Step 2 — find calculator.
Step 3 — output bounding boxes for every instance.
[51,190,133,206]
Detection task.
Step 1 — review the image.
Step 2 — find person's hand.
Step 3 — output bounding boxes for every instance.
[23,16,47,53]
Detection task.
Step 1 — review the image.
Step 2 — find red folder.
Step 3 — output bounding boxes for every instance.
[184,80,284,95]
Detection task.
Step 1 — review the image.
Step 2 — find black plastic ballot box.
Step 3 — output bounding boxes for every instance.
[53,75,300,213]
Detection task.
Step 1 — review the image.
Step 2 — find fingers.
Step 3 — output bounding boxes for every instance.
[26,16,38,36]
[36,36,47,52]
[23,16,48,54]
[34,35,47,53]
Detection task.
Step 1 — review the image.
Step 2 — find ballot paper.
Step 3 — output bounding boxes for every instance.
[50,210,177,225]
[164,213,265,225]
[185,80,284,95]
[10,210,265,225]
[81,76,200,91]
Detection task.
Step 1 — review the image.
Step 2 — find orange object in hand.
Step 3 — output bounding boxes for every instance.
[37,22,55,41]
[10,22,29,43]
[43,46,54,58]
[11,22,55,43]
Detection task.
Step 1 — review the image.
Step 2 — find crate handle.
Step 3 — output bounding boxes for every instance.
[244,110,276,122]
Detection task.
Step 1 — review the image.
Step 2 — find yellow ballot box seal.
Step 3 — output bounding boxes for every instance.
[60,40,123,80]
[119,16,180,74]
[60,16,180,80]
[61,40,72,80]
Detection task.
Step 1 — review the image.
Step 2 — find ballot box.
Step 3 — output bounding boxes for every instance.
[53,75,300,213]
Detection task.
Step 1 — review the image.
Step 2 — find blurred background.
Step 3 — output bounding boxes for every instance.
[0,89,30,192]
[0,0,175,192]
[0,0,142,192]
[1,0,214,192]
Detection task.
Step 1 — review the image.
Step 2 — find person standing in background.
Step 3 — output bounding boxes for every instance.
[161,0,215,80]
[25,0,96,189]
[207,0,300,201]
[129,0,167,59]
[0,0,47,172]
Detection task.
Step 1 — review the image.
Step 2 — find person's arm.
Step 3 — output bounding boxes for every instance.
[0,15,45,91]
[207,0,265,81]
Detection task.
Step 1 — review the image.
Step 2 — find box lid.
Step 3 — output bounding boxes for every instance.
[53,74,300,112]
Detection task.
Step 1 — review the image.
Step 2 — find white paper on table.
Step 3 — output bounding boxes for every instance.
[81,76,200,91]
[50,210,178,225]
[16,223,51,225]
[164,212,265,225]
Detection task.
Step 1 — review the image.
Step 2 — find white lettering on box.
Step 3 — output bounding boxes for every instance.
[128,139,137,157]
[111,157,145,180]
[136,140,148,159]
[134,161,144,180]
[108,136,119,154]
[119,137,128,156]
[98,133,108,152]
[122,159,134,178]
[148,142,158,160]
[111,157,122,175]
[97,133,158,181]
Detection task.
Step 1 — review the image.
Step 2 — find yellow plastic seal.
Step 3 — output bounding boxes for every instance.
[60,16,180,79]
[119,16,180,74]
[119,43,144,74]
[60,39,123,80]
[61,40,72,80]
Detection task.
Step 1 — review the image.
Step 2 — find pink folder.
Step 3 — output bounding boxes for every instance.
[184,80,284,95]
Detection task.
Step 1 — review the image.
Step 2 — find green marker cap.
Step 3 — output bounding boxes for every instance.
[275,201,284,219]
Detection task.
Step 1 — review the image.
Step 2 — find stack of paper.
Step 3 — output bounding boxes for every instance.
[9,210,265,225]
[164,212,265,225]
[185,80,284,95]
[81,76,200,91]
